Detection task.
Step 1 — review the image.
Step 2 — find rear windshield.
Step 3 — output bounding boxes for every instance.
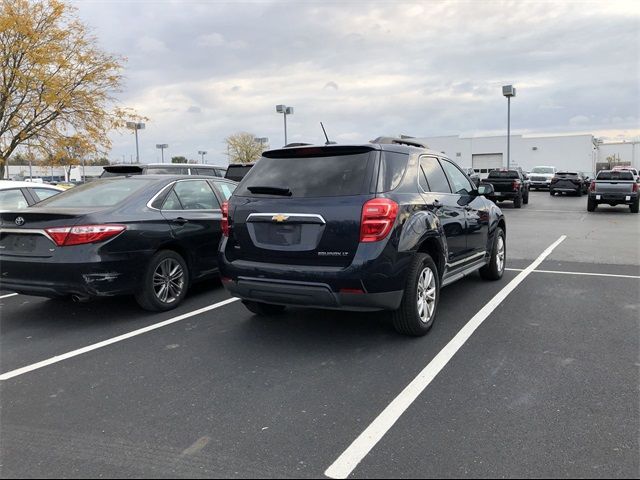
[557,172,579,177]
[36,179,155,208]
[225,165,253,182]
[146,167,189,175]
[100,166,144,178]
[488,171,519,179]
[235,153,374,198]
[597,171,634,181]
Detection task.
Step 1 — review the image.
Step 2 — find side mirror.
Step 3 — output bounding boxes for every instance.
[478,184,494,196]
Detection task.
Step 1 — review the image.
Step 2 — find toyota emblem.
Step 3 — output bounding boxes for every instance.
[15,217,25,226]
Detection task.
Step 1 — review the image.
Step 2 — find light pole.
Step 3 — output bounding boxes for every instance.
[275,105,294,145]
[126,121,146,163]
[156,144,168,163]
[502,85,516,169]
[198,150,207,164]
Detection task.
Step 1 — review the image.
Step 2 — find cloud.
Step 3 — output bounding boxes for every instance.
[71,0,640,162]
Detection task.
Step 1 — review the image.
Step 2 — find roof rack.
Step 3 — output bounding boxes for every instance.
[370,136,429,149]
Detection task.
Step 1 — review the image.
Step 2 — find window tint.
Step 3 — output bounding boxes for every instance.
[0,189,29,209]
[225,164,253,182]
[597,171,634,181]
[420,157,451,193]
[32,188,61,201]
[194,168,216,177]
[214,182,236,201]
[172,180,218,209]
[488,170,520,179]
[146,167,188,175]
[215,169,226,177]
[37,179,155,208]
[236,153,373,198]
[162,189,183,210]
[377,152,408,192]
[441,160,474,195]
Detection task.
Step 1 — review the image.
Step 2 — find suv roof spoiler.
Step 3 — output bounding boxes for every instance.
[370,136,429,149]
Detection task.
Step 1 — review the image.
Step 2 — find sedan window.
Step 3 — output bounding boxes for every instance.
[0,189,29,209]
[172,180,219,210]
[214,181,236,201]
[31,188,61,202]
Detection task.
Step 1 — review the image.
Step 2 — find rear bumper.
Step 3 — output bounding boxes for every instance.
[219,238,411,311]
[589,192,638,205]
[487,192,519,201]
[0,252,153,298]
[224,277,403,311]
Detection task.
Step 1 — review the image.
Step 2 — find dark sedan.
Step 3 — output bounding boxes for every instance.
[0,175,236,311]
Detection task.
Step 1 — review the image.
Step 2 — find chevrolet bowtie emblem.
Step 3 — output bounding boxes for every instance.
[272,214,289,223]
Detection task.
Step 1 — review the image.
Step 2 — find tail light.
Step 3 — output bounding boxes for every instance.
[633,182,638,193]
[511,180,521,191]
[589,181,596,192]
[360,198,398,243]
[221,201,230,237]
[45,225,126,246]
[551,176,558,183]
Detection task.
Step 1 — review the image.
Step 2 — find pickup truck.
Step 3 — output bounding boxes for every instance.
[481,169,530,208]
[588,170,639,213]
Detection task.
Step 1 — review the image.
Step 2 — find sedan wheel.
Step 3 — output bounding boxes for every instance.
[136,250,190,311]
[153,258,185,304]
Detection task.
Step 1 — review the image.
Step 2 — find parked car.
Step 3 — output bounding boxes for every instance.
[463,167,481,187]
[219,142,506,337]
[611,166,639,181]
[581,172,595,187]
[0,175,237,310]
[588,170,638,213]
[550,171,587,196]
[481,169,529,207]
[100,163,227,178]
[224,163,255,182]
[0,181,64,211]
[529,166,557,190]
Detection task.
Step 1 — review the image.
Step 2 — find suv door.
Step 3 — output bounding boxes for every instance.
[160,179,222,278]
[418,156,468,265]
[439,159,489,258]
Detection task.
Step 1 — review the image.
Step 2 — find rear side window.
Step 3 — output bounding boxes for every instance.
[214,181,236,201]
[0,189,29,209]
[172,180,219,210]
[31,188,61,201]
[377,152,408,192]
[37,179,155,208]
[225,165,253,182]
[235,153,374,198]
[420,157,451,193]
[597,171,633,181]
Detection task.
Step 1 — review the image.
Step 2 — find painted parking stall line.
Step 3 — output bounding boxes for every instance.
[0,297,239,381]
[324,235,567,480]
[505,268,640,280]
[0,293,18,299]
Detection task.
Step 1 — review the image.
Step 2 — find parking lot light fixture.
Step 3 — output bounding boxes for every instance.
[126,121,146,163]
[275,105,294,145]
[156,144,168,164]
[502,85,516,170]
[198,150,207,164]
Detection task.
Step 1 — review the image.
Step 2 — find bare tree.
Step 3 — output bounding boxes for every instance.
[225,132,268,164]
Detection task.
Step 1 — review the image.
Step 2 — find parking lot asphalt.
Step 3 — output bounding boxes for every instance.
[1,191,639,478]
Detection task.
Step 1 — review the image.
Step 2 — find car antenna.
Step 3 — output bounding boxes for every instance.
[320,122,337,145]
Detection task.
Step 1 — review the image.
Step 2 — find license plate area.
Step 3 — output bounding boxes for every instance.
[254,223,302,247]
[0,233,38,254]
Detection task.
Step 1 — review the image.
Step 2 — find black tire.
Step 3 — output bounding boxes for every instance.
[576,187,582,197]
[135,250,189,311]
[480,227,506,281]
[549,189,555,196]
[631,198,639,213]
[242,300,286,315]
[587,197,597,212]
[513,194,522,208]
[392,253,440,337]
[523,190,529,204]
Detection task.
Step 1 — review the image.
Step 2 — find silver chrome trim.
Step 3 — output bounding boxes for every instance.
[246,213,326,224]
[0,228,55,243]
[447,250,487,268]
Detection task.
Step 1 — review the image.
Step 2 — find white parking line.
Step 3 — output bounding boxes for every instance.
[0,293,18,299]
[0,297,240,381]
[324,235,567,479]
[505,268,640,280]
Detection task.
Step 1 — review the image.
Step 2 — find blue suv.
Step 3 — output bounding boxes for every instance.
[219,140,506,336]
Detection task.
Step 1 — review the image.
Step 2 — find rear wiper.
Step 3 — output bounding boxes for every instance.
[247,185,293,196]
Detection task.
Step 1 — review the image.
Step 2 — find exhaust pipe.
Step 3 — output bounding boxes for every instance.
[71,295,90,303]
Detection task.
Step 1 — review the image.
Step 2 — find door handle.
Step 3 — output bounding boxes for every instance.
[173,217,189,225]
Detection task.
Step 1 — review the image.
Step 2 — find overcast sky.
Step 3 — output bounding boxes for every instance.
[72,0,639,165]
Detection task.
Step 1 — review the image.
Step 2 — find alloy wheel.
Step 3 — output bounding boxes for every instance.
[153,258,185,304]
[416,267,437,324]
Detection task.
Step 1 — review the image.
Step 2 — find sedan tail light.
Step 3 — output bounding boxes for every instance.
[221,201,230,237]
[360,198,398,243]
[45,225,126,246]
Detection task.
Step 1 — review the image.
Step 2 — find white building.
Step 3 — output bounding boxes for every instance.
[5,165,104,181]
[411,133,639,175]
